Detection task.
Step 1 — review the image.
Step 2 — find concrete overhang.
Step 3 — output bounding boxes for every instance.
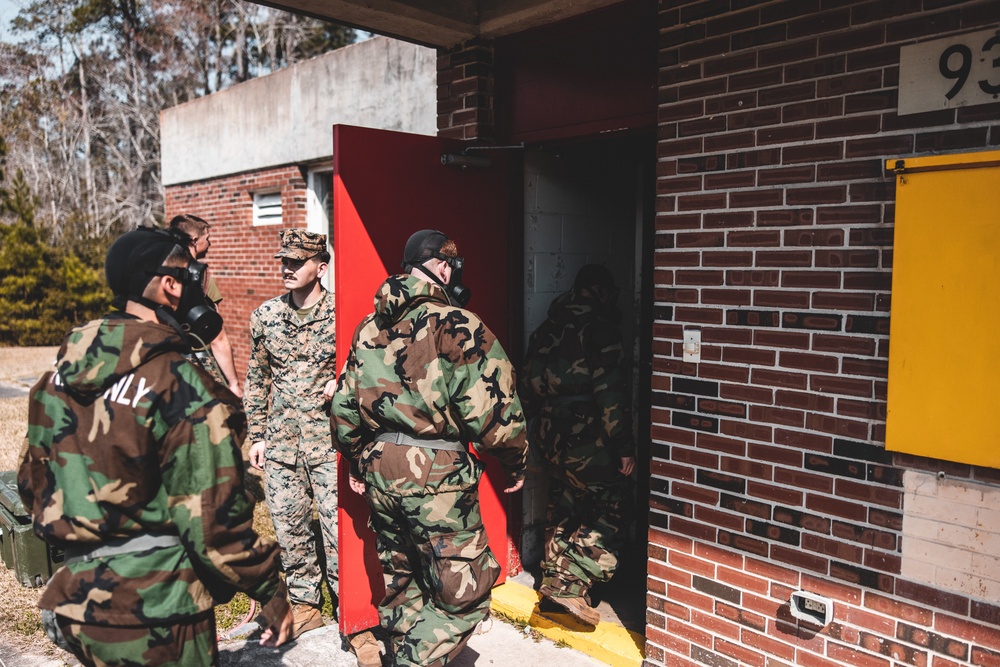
[255,0,627,47]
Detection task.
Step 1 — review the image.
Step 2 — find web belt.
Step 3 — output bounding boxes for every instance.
[544,394,594,406]
[375,431,467,452]
[64,534,182,566]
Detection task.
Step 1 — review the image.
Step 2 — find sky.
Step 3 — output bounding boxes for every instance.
[0,0,19,41]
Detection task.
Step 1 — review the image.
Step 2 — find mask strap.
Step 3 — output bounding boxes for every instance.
[410,262,459,307]
[152,305,189,342]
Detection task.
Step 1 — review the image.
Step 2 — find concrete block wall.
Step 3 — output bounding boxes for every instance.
[647,1,1000,666]
[164,165,311,380]
[901,470,1000,602]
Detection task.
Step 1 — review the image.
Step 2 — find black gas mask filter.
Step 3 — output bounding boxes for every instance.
[152,260,223,348]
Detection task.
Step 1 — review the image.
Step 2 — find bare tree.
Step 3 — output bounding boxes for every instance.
[0,0,355,248]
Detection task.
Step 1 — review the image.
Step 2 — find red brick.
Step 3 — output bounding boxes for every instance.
[648,559,693,587]
[697,432,749,455]
[750,368,809,390]
[758,165,818,186]
[754,330,810,349]
[755,290,810,309]
[813,333,877,355]
[748,479,804,504]
[783,142,845,164]
[716,564,770,595]
[812,291,876,311]
[806,493,867,521]
[786,184,848,206]
[774,467,833,492]
[674,481,723,505]
[747,442,803,466]
[827,641,892,667]
[671,515,719,541]
[720,419,774,442]
[717,637,767,667]
[742,628,797,662]
[835,479,901,509]
[770,544,828,573]
[669,586,717,615]
[935,615,1000,651]
[802,533,864,563]
[748,405,805,428]
[810,375,874,398]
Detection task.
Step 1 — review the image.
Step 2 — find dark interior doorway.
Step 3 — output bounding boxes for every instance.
[515,131,654,635]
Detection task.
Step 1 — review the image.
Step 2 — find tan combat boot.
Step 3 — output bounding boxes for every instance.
[539,585,601,626]
[349,630,382,667]
[290,603,324,639]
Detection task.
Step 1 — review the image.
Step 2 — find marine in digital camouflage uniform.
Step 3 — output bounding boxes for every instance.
[18,227,292,667]
[331,230,527,667]
[520,264,635,626]
[244,229,342,640]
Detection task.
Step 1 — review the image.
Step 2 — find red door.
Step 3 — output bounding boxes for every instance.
[332,124,516,634]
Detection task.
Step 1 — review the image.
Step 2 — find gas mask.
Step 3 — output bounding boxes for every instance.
[438,253,471,307]
[153,260,223,348]
[409,253,471,307]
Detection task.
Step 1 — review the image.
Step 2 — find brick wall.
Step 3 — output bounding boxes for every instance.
[164,165,310,380]
[648,1,1000,666]
[437,38,496,142]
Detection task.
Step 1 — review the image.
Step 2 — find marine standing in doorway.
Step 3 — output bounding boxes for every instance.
[521,264,636,626]
[331,229,528,666]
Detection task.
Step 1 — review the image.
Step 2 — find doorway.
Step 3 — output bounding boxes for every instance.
[515,132,654,634]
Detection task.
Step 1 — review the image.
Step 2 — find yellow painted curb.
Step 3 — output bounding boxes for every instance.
[490,581,644,667]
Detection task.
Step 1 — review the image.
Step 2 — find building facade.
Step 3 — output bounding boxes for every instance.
[168,1,1000,665]
[161,35,437,367]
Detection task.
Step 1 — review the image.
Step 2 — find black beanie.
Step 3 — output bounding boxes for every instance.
[401,229,448,269]
[105,228,185,300]
[574,264,615,294]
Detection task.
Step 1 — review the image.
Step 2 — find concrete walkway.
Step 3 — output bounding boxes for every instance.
[0,610,608,667]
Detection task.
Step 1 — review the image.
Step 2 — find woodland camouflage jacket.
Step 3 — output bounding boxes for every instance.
[18,314,286,627]
[520,291,635,483]
[331,274,527,495]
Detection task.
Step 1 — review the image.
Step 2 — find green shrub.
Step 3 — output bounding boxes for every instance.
[0,221,112,345]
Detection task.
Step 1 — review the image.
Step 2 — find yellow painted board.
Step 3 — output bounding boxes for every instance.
[886,152,1000,469]
[490,581,645,667]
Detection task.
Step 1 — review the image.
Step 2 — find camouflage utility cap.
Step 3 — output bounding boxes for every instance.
[274,229,327,261]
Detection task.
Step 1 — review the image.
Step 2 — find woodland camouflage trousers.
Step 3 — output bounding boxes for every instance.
[540,476,632,599]
[55,612,216,667]
[366,485,500,667]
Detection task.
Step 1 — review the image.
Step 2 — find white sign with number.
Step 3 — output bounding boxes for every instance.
[898,27,1000,115]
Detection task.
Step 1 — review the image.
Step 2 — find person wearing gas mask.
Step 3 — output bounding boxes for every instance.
[520,264,636,627]
[168,213,244,398]
[331,229,527,667]
[17,227,293,666]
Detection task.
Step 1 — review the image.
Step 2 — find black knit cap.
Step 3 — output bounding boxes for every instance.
[401,229,448,268]
[574,264,615,294]
[105,227,185,300]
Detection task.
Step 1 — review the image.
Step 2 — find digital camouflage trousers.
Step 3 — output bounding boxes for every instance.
[366,486,500,667]
[264,457,339,606]
[540,475,633,599]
